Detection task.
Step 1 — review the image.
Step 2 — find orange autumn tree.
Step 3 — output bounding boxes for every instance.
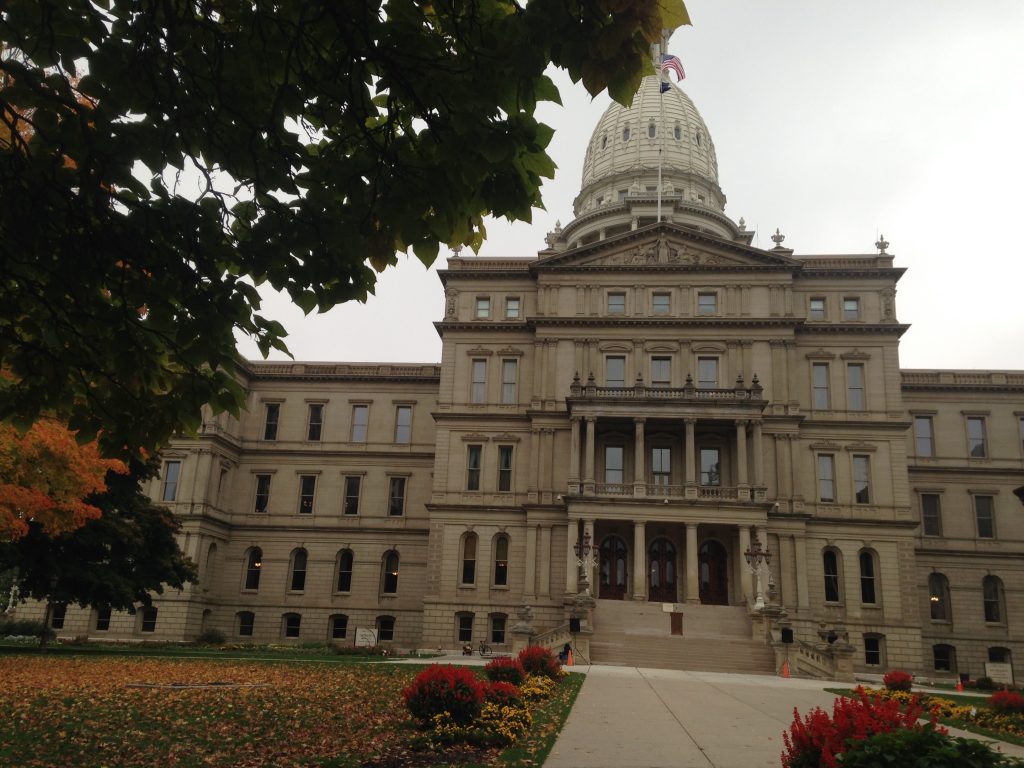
[0,419,126,541]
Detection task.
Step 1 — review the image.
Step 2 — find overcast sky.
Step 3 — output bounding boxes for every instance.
[236,1,1024,371]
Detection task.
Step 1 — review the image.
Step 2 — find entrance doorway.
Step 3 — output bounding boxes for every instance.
[648,538,677,602]
[699,540,729,605]
[599,535,628,599]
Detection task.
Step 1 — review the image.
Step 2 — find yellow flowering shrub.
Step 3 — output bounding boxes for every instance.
[478,702,533,745]
[520,674,556,702]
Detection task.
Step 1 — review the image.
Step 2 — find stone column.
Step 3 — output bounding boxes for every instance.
[738,525,752,605]
[564,523,577,595]
[540,525,552,597]
[633,417,646,497]
[776,434,791,501]
[794,534,810,609]
[684,418,696,486]
[583,519,596,588]
[735,421,749,495]
[779,534,795,608]
[525,525,538,598]
[584,416,596,494]
[686,522,700,604]
[751,420,764,489]
[569,417,581,492]
[632,521,647,601]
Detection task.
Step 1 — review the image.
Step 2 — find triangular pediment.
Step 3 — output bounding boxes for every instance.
[535,222,800,271]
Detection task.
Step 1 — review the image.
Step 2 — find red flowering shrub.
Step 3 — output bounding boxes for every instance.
[989,689,1024,714]
[402,664,485,725]
[781,688,930,768]
[483,681,523,707]
[484,656,526,685]
[883,670,913,692]
[518,646,560,681]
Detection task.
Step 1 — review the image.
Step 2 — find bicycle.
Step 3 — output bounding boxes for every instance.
[478,640,491,657]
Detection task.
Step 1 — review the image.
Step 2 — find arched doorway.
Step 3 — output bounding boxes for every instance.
[699,540,729,605]
[599,535,628,599]
[648,538,677,602]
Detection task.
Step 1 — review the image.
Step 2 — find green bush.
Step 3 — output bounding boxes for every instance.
[195,628,227,645]
[837,725,1019,767]
[0,618,53,640]
[974,676,997,691]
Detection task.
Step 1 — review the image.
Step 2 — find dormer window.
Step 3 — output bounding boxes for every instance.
[648,122,656,138]
[622,125,630,142]
[674,124,682,140]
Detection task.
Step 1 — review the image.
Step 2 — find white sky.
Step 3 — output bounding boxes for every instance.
[235,0,1024,370]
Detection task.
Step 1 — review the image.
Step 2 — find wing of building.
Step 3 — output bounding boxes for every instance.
[31,69,1024,684]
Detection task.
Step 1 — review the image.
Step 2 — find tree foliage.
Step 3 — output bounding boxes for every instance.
[0,0,688,458]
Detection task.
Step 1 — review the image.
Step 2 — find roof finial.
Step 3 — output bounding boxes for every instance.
[771,228,786,248]
[875,234,889,254]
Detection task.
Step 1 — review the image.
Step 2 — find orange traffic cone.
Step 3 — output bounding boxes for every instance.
[956,679,964,692]
[567,649,574,666]
[781,660,790,678]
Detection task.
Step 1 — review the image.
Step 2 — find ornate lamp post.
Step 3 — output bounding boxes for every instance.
[743,535,772,610]
[573,531,596,595]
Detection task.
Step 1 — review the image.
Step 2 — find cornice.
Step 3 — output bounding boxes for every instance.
[241,361,441,383]
[796,323,911,337]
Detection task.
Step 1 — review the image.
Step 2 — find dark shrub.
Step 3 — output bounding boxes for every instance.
[974,676,997,691]
[196,628,226,645]
[0,619,53,640]
[517,645,560,681]
[483,681,523,708]
[836,725,1016,767]
[883,670,913,692]
[402,664,484,725]
[484,656,525,685]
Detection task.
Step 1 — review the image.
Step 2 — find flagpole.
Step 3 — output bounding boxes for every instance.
[657,47,665,223]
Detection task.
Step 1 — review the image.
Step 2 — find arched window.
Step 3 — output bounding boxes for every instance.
[989,647,1012,664]
[674,123,682,140]
[377,615,395,642]
[648,122,656,138]
[858,550,877,604]
[244,547,263,591]
[932,643,956,672]
[695,130,703,146]
[601,133,607,149]
[337,549,353,592]
[237,611,255,637]
[204,543,218,586]
[493,534,509,586]
[282,612,301,639]
[329,614,348,641]
[929,573,951,621]
[460,533,477,585]
[823,549,842,602]
[983,575,1005,623]
[289,548,308,592]
[382,550,399,594]
[622,125,630,142]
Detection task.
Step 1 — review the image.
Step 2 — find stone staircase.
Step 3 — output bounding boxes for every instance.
[588,599,776,675]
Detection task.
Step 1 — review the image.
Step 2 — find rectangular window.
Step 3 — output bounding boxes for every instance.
[254,473,272,513]
[842,297,860,320]
[914,416,934,457]
[975,495,995,538]
[466,445,482,491]
[332,615,348,639]
[651,447,671,487]
[700,448,720,486]
[141,607,158,633]
[95,607,111,632]
[812,363,830,409]
[933,645,952,672]
[394,405,412,444]
[343,476,361,515]
[298,475,316,514]
[388,477,406,516]
[605,356,626,387]
[852,455,871,504]
[490,615,506,644]
[307,403,324,441]
[864,636,881,666]
[921,494,942,536]
[475,297,491,318]
[604,446,624,484]
[818,455,836,502]
[809,297,826,320]
[377,617,395,642]
[697,292,717,315]
[652,292,671,314]
[697,357,718,389]
[50,604,66,630]
[161,460,181,502]
[607,292,626,314]
[967,417,987,457]
[458,614,474,643]
[350,404,369,443]
[263,403,280,440]
[501,360,518,404]
[238,612,255,637]
[498,446,513,492]
[847,364,865,411]
[651,357,671,388]
[284,614,301,639]
[471,359,487,403]
[505,297,521,319]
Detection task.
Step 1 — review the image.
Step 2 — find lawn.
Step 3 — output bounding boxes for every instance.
[0,656,583,767]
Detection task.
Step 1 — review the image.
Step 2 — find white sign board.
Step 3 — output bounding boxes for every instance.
[986,662,1014,686]
[355,627,378,648]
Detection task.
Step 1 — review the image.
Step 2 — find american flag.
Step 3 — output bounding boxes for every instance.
[661,54,686,82]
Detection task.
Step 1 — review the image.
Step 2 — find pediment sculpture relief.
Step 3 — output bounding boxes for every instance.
[584,237,738,268]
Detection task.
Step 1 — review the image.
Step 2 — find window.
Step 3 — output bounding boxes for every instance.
[618,189,628,202]
[394,405,412,443]
[852,455,871,504]
[237,611,254,637]
[929,573,950,621]
[161,460,181,502]
[622,125,630,142]
[863,635,883,666]
[498,446,513,492]
[818,455,836,502]
[471,359,487,403]
[141,607,158,633]
[307,404,324,441]
[331,615,348,640]
[921,494,942,536]
[457,613,474,643]
[466,445,482,491]
[604,446,624,484]
[505,297,521,319]
[847,364,865,411]
[983,576,1005,623]
[337,550,353,592]
[95,607,111,631]
[695,130,703,146]
[388,477,406,516]
[490,614,507,644]
[823,549,841,602]
[699,448,720,486]
[652,292,670,314]
[382,551,399,594]
[350,404,369,442]
[648,121,656,138]
[343,476,360,515]
[914,416,934,457]
[377,616,395,642]
[674,124,682,140]
[697,292,717,315]
[501,360,518,404]
[607,292,626,314]
[842,297,860,320]
[475,297,491,319]
[254,474,271,513]
[812,363,830,409]
[263,403,280,440]
[975,495,995,538]
[601,134,607,149]
[244,548,263,590]
[933,644,955,672]
[283,613,301,639]
[697,357,718,389]
[859,551,877,604]
[989,647,1012,664]
[298,474,316,514]
[652,447,671,488]
[493,535,509,586]
[651,357,671,388]
[809,297,826,320]
[967,417,987,457]
[461,534,477,584]
[289,548,307,592]
[50,604,67,630]
[605,356,626,387]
